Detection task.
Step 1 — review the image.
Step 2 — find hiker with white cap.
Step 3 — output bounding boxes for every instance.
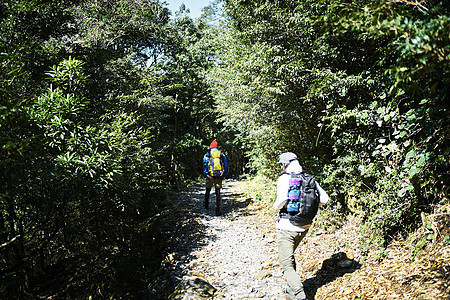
[273,152,329,300]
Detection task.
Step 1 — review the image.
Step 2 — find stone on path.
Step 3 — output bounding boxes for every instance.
[168,274,216,300]
[254,270,273,280]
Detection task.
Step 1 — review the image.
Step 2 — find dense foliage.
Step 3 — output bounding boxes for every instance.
[212,0,448,242]
[0,0,229,298]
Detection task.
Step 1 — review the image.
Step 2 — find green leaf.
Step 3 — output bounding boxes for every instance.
[406,149,416,159]
[397,188,407,197]
[445,236,450,245]
[408,166,420,178]
[416,155,426,167]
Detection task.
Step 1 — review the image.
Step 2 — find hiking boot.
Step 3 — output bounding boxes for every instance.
[283,285,307,300]
[283,285,296,299]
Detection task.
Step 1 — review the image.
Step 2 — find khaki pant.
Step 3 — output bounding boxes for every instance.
[206,178,223,189]
[277,229,308,299]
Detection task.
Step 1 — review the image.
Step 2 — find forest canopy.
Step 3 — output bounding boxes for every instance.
[0,0,448,298]
[212,0,448,240]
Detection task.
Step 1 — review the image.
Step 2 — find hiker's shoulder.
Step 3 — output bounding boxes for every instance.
[277,173,290,181]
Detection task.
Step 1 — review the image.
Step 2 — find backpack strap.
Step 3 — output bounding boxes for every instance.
[208,151,213,170]
[279,173,298,218]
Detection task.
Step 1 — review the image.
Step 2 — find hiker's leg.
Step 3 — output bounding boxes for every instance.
[204,178,214,209]
[214,180,223,216]
[204,187,211,209]
[292,229,308,272]
[215,187,221,216]
[277,230,308,299]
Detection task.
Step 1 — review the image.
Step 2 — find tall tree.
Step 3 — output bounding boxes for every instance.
[213,0,449,241]
[0,0,220,297]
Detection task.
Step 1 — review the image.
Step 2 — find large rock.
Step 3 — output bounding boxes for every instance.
[168,274,216,299]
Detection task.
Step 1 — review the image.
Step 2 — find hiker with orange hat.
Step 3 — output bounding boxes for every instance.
[203,140,228,216]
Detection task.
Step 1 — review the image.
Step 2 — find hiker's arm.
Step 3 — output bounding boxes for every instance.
[272,174,289,210]
[222,154,228,178]
[316,182,329,206]
[202,154,209,178]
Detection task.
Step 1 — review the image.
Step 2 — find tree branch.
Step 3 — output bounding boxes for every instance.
[0,235,20,249]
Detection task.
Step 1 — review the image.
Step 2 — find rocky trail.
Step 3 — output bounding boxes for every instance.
[151,180,449,299]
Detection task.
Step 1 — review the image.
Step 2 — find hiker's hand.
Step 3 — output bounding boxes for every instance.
[206,175,213,180]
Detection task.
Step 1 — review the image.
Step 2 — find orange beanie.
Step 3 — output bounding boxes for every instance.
[210,140,218,149]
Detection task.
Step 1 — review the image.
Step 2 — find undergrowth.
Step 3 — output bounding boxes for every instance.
[236,174,449,257]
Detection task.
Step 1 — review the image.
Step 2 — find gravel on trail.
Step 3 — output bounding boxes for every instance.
[167,179,291,299]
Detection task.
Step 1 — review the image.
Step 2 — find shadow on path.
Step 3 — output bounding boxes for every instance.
[195,179,254,217]
[303,252,361,299]
[148,180,253,299]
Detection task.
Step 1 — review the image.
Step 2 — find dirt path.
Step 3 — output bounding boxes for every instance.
[167,179,288,299]
[161,179,449,300]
